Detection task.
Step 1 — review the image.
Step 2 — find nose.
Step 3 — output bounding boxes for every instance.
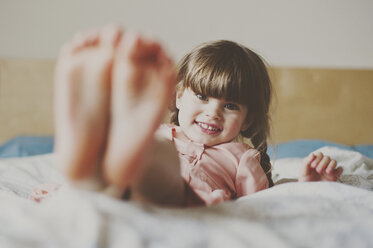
[204,101,222,120]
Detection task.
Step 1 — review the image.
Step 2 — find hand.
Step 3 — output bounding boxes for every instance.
[299,152,343,182]
[29,183,62,203]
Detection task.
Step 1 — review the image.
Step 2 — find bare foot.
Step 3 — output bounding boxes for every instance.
[103,33,176,189]
[299,152,343,182]
[54,25,121,188]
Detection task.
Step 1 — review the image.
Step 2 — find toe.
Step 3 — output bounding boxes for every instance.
[70,29,101,53]
[100,24,123,48]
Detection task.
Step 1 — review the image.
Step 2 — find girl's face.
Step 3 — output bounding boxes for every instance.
[176,88,250,146]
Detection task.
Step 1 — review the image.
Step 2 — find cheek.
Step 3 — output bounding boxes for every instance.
[225,117,244,133]
[184,105,199,117]
[178,106,195,125]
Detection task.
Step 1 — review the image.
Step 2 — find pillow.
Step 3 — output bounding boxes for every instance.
[1,137,373,161]
[0,136,54,158]
[355,145,373,159]
[267,140,373,159]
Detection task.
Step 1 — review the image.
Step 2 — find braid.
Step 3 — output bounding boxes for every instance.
[250,130,274,187]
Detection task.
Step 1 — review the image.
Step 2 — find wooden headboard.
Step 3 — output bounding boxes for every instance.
[0,59,55,144]
[270,67,373,145]
[1,58,372,145]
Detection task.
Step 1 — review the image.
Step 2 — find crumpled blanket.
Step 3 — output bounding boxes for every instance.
[0,146,372,248]
[272,146,373,190]
[1,182,373,248]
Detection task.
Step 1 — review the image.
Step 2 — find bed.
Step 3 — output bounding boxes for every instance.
[1,59,373,247]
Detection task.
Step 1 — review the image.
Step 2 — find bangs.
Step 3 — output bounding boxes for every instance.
[181,43,252,105]
[186,67,245,104]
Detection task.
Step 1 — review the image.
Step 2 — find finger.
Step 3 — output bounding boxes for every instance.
[303,152,316,166]
[335,167,343,178]
[300,153,316,176]
[326,159,337,174]
[316,155,331,174]
[70,29,100,53]
[59,29,100,58]
[311,152,323,168]
[100,24,123,48]
[117,32,143,62]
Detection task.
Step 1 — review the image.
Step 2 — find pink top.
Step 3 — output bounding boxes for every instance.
[157,124,269,206]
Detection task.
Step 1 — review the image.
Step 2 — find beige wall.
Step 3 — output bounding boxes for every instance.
[0,0,372,68]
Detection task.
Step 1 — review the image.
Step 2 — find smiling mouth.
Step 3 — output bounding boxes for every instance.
[195,121,222,134]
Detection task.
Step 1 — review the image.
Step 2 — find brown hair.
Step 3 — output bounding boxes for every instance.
[169,40,273,187]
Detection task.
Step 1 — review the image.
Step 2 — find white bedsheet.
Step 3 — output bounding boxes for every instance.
[0,147,373,248]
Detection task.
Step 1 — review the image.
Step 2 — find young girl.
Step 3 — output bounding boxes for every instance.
[31,25,343,206]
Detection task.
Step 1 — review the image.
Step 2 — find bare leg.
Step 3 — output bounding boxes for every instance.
[103,33,186,206]
[130,138,186,206]
[54,25,121,189]
[55,27,186,206]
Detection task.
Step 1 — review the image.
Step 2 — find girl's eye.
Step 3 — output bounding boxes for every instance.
[196,93,208,101]
[224,103,240,111]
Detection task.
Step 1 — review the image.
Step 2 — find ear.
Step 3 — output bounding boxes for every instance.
[175,89,184,110]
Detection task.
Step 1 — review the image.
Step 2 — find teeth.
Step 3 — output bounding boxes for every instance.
[198,122,220,131]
